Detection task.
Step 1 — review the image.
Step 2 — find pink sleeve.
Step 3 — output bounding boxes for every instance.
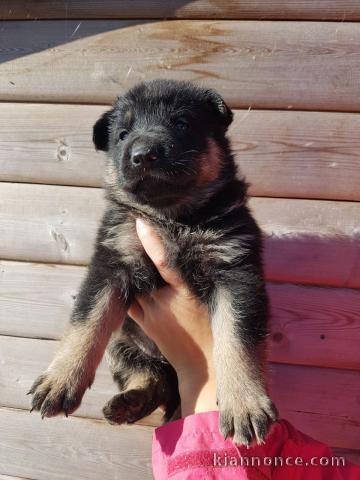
[152,411,359,479]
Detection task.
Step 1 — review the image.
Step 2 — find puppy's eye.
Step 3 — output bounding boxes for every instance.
[119,130,129,141]
[174,119,189,131]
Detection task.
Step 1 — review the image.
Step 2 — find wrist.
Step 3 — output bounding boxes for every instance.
[178,369,218,417]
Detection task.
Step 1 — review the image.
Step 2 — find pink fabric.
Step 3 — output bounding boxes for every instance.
[152,411,359,479]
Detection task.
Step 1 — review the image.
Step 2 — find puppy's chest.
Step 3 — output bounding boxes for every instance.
[102,217,142,262]
[102,216,235,268]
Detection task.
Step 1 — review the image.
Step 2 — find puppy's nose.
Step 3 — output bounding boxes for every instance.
[131,147,158,167]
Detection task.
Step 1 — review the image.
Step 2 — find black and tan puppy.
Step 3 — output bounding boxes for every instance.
[29,79,277,445]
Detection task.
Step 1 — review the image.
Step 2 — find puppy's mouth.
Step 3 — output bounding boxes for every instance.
[123,167,195,207]
[123,169,171,192]
[123,154,198,190]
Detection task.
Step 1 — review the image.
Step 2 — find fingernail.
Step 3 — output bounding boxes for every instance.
[136,218,149,237]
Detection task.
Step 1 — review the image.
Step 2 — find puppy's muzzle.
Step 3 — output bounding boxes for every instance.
[130,137,165,170]
[131,145,158,168]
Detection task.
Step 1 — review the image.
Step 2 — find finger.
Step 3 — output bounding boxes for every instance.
[127,299,144,325]
[136,294,154,311]
[136,218,184,288]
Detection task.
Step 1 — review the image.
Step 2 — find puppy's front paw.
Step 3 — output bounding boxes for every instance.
[219,391,278,446]
[28,365,94,418]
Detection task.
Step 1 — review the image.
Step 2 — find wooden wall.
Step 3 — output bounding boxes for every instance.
[0,2,359,478]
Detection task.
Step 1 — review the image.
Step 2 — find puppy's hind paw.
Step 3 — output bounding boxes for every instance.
[103,389,158,425]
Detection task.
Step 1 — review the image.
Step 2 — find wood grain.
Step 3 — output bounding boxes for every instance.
[0,335,161,426]
[1,260,359,370]
[231,110,360,202]
[0,261,84,340]
[0,336,359,449]
[0,103,106,188]
[0,406,153,480]
[269,363,360,450]
[2,1,360,20]
[0,183,104,266]
[0,406,358,480]
[2,103,360,201]
[2,21,360,111]
[0,476,33,480]
[1,183,359,287]
[267,283,360,370]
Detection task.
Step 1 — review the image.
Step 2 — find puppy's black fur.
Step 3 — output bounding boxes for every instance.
[30,80,277,445]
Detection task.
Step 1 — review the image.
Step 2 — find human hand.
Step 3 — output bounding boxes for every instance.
[127,219,217,417]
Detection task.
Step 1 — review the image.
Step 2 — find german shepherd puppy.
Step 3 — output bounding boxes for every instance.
[29,79,277,445]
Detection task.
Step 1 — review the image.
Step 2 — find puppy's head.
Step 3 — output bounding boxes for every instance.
[93,80,234,211]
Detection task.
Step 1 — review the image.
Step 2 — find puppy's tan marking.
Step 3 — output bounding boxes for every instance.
[211,287,277,445]
[198,138,223,185]
[30,285,126,417]
[124,109,133,125]
[101,217,143,263]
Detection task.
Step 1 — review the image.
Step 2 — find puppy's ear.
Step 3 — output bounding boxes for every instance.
[206,90,233,130]
[93,110,113,151]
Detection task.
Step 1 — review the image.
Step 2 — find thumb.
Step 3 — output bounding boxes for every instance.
[136,218,184,288]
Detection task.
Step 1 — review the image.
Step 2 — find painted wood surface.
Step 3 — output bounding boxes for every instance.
[1,260,359,370]
[2,0,360,20]
[0,407,153,480]
[1,336,359,449]
[1,183,359,287]
[2,21,360,111]
[2,103,360,201]
[0,406,358,480]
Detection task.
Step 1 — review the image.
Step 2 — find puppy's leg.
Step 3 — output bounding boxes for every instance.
[210,285,278,446]
[103,329,180,425]
[29,262,127,418]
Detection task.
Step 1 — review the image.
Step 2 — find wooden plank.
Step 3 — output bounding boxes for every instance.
[0,183,104,266]
[2,21,360,112]
[267,283,360,370]
[253,197,360,288]
[0,335,161,426]
[1,183,359,288]
[0,407,358,480]
[278,409,360,452]
[0,476,33,480]
[0,261,84,340]
[2,1,360,21]
[0,103,106,188]
[269,364,360,450]
[0,407,153,480]
[2,103,360,202]
[231,110,360,202]
[0,336,359,449]
[1,261,359,370]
